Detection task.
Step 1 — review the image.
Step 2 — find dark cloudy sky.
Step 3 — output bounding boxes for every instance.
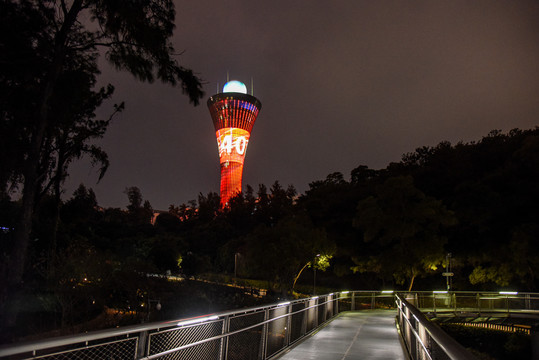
[65,0,539,210]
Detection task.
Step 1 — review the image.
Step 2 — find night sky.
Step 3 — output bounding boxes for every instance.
[65,0,539,210]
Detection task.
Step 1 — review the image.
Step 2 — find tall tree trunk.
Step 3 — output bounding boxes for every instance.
[3,0,83,328]
[292,261,311,290]
[408,273,416,292]
[48,142,67,280]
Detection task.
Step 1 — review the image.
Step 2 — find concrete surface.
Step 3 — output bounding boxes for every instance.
[275,310,408,360]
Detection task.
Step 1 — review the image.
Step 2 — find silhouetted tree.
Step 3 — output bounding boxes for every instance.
[243,215,333,294]
[352,176,457,290]
[2,1,204,329]
[125,187,153,225]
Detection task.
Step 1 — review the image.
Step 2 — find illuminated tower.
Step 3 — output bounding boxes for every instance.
[207,80,262,207]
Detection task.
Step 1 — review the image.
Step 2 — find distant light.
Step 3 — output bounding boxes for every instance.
[223,80,247,94]
[499,291,518,295]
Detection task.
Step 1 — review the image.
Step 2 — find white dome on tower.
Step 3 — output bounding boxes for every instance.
[223,80,247,94]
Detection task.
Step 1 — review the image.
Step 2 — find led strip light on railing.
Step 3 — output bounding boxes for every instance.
[176,315,219,327]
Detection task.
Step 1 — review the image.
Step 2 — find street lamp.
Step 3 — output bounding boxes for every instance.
[443,253,453,291]
[146,298,161,322]
[234,252,240,279]
[313,254,320,295]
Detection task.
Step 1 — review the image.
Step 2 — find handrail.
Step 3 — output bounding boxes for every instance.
[0,294,339,359]
[1,291,538,359]
[396,294,477,360]
[0,296,331,357]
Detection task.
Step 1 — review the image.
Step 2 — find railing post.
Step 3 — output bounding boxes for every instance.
[219,315,230,360]
[261,308,269,360]
[477,293,481,316]
[314,297,319,328]
[136,330,148,359]
[322,296,327,323]
[351,292,355,311]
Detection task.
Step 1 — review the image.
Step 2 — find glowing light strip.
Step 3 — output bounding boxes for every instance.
[381,290,394,294]
[177,315,219,327]
[277,301,291,307]
[499,291,518,295]
[433,291,448,294]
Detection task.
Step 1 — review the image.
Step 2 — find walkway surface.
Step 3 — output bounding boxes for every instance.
[276,310,408,360]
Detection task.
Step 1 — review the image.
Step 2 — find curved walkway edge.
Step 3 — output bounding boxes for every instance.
[275,310,408,360]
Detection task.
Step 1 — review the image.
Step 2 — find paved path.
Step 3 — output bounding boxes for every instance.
[276,310,408,360]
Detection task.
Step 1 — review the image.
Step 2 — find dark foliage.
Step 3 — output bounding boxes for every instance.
[2,127,539,342]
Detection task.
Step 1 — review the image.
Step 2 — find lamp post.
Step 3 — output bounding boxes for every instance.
[445,253,452,291]
[146,298,161,322]
[313,254,320,295]
[234,252,240,279]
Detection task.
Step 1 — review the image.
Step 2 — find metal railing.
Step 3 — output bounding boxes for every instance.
[1,291,537,360]
[396,294,477,360]
[0,294,340,360]
[400,291,539,316]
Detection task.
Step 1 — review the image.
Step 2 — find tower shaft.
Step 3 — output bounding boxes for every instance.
[207,92,261,207]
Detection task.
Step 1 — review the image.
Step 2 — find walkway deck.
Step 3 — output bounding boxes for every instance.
[276,310,408,360]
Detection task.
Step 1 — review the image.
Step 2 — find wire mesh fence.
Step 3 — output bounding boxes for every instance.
[0,294,338,360]
[1,291,537,360]
[29,337,138,360]
[227,310,265,360]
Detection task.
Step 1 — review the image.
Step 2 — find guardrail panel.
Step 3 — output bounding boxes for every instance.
[338,293,352,311]
[227,311,265,360]
[325,295,334,320]
[304,299,317,334]
[354,292,376,310]
[148,320,223,359]
[289,303,306,344]
[317,296,326,325]
[265,307,288,358]
[32,337,138,360]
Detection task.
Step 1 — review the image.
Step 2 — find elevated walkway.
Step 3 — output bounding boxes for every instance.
[276,310,407,360]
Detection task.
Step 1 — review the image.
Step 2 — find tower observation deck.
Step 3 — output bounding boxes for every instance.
[207,81,262,207]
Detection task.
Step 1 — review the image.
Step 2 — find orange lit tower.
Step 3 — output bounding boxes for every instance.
[207,80,262,207]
